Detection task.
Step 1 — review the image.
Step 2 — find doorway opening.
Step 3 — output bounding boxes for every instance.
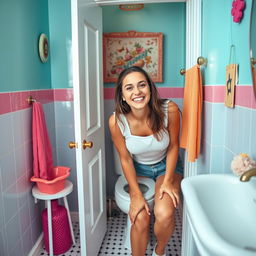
[41,0,201,255]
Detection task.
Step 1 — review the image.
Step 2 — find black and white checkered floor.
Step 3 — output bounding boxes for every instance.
[39,209,182,256]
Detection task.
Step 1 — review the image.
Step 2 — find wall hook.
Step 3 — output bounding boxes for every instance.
[27,96,36,104]
[180,68,186,75]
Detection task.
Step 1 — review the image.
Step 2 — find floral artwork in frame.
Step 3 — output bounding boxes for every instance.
[103,30,163,83]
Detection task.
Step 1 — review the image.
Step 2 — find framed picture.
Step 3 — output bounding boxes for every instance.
[103,30,163,83]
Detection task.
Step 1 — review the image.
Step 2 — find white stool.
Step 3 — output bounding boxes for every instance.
[32,180,75,256]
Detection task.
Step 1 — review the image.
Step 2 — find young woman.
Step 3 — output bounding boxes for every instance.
[109,66,183,256]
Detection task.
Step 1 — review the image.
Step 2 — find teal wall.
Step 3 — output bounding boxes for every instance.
[202,0,252,85]
[48,0,72,89]
[46,0,252,89]
[198,0,255,175]
[0,0,51,92]
[102,3,186,88]
[1,1,253,91]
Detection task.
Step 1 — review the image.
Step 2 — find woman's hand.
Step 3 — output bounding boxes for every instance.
[129,194,150,224]
[159,181,180,208]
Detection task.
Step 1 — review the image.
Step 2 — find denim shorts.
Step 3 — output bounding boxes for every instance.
[133,155,184,181]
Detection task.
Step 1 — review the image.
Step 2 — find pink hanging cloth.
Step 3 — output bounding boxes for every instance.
[32,102,53,180]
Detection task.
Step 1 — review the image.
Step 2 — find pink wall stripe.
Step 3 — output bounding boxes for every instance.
[54,88,74,101]
[204,85,254,109]
[0,93,11,115]
[104,87,184,100]
[235,86,253,108]
[0,85,255,115]
[204,86,225,103]
[104,88,115,100]
[0,90,54,115]
[0,89,69,115]
[158,87,184,99]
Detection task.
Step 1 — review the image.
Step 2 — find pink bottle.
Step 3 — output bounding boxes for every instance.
[42,200,72,255]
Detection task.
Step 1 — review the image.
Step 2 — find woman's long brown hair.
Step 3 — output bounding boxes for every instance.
[114,66,166,140]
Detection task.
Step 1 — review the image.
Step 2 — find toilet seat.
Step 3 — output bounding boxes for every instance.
[115,175,155,250]
[115,176,155,201]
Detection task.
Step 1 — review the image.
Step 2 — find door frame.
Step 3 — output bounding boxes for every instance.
[73,0,201,255]
[95,0,202,255]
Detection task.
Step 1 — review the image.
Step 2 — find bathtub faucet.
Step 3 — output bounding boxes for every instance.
[240,168,256,182]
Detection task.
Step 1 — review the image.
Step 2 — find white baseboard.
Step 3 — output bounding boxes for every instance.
[28,233,44,256]
[28,211,79,256]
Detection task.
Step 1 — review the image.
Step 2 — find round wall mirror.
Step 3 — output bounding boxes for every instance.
[250,0,256,96]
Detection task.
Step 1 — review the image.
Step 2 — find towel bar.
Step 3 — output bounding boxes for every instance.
[180,56,207,75]
[197,56,207,66]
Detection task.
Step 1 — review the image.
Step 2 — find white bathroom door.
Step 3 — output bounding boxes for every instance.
[71,0,106,255]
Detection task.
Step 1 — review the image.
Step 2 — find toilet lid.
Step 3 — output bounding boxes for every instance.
[115,176,155,201]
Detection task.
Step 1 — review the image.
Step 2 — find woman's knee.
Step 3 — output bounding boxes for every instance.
[133,210,150,232]
[154,204,175,225]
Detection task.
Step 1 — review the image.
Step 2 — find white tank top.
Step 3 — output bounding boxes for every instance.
[117,100,170,165]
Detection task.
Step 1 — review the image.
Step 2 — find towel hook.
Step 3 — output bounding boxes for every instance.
[27,96,36,104]
[251,57,256,66]
[180,68,186,76]
[197,56,207,66]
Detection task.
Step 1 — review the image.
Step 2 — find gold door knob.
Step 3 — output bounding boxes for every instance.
[68,141,78,149]
[83,140,93,150]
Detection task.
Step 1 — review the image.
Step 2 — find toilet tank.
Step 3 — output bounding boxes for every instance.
[113,146,123,175]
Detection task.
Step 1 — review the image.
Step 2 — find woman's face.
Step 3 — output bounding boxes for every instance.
[121,71,151,111]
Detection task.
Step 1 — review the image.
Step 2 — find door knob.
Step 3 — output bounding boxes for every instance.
[83,140,93,150]
[68,141,78,149]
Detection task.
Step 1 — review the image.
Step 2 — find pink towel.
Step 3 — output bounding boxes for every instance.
[32,102,53,180]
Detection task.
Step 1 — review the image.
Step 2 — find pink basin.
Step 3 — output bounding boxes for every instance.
[31,166,71,194]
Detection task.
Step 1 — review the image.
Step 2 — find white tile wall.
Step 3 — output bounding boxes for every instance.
[198,102,256,174]
[0,103,55,256]
[2,92,256,255]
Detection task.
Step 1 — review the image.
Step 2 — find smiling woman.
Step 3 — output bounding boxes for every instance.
[121,73,151,112]
[69,0,199,255]
[109,66,183,256]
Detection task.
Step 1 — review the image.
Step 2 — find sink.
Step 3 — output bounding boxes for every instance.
[181,174,256,256]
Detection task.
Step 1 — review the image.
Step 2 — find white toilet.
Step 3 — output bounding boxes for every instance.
[113,147,155,250]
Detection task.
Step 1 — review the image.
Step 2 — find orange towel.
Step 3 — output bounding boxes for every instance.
[180,65,202,162]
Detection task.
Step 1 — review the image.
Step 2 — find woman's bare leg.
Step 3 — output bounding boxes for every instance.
[153,173,182,255]
[130,209,150,256]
